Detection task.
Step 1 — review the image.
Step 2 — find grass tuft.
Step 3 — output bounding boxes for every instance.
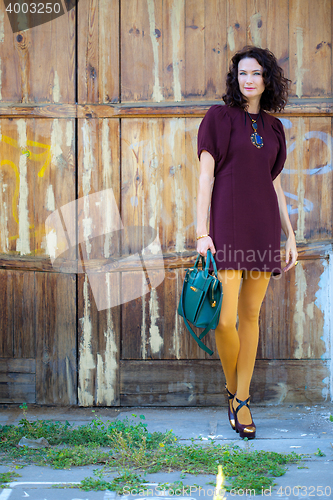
[0,411,302,494]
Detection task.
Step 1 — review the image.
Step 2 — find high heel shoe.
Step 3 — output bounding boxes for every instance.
[225,384,236,430]
[234,396,256,439]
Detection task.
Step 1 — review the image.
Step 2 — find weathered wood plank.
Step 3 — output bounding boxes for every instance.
[0,270,13,357]
[120,359,330,405]
[0,358,35,373]
[77,274,120,406]
[78,0,120,103]
[0,100,333,119]
[226,0,247,59]
[0,1,75,103]
[0,358,35,403]
[0,270,35,358]
[0,239,332,273]
[289,0,332,98]
[35,272,77,405]
[12,271,35,358]
[259,258,329,360]
[162,0,185,101]
[76,117,121,407]
[204,0,227,100]
[121,268,217,361]
[282,117,333,242]
[184,0,205,98]
[121,0,161,102]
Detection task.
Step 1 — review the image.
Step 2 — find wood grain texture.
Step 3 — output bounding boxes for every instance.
[35,272,77,405]
[122,267,219,361]
[120,359,330,405]
[78,0,119,103]
[0,270,35,359]
[0,241,332,273]
[289,0,332,98]
[0,2,75,103]
[0,358,35,403]
[77,118,121,406]
[0,100,332,119]
[258,258,329,360]
[77,273,120,406]
[226,0,247,59]
[0,118,75,258]
[282,116,333,242]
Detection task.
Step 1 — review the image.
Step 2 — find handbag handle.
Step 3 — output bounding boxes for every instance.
[205,249,219,277]
[193,249,218,278]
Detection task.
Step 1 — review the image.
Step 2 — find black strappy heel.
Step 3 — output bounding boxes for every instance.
[225,384,236,431]
[234,396,256,439]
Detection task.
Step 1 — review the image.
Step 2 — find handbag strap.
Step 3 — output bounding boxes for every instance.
[198,283,223,340]
[180,280,214,356]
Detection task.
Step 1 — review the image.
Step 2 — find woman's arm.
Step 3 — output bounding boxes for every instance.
[273,174,298,272]
[196,151,216,257]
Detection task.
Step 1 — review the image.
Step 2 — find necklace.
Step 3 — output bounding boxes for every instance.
[247,111,264,149]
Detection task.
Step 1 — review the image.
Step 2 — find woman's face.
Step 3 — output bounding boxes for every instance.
[237,57,265,103]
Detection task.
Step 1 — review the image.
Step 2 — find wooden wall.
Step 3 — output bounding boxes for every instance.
[0,0,332,406]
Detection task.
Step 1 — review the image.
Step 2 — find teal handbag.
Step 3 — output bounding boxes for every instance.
[178,249,223,356]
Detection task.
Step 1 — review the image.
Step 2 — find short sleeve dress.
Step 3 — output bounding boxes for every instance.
[197,104,287,276]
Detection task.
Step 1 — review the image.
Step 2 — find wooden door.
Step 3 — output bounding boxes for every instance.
[0,0,332,406]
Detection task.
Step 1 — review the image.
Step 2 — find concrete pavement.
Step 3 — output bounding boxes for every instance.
[1,403,333,499]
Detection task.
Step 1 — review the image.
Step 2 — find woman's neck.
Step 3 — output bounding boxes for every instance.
[245,98,261,114]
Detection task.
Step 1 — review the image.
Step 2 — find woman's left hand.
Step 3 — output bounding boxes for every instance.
[283,234,298,272]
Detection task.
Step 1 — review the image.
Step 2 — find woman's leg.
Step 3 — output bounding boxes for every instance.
[233,270,271,425]
[215,269,243,396]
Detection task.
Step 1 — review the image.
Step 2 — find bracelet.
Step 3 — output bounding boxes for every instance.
[196,234,209,240]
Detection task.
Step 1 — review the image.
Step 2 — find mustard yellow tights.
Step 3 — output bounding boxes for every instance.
[215,269,271,426]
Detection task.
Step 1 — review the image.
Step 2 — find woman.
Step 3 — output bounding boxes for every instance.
[196,46,297,439]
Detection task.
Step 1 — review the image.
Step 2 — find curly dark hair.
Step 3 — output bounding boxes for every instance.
[222,46,290,112]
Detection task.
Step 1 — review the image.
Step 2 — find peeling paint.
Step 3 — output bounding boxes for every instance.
[51,119,63,163]
[16,120,30,255]
[293,263,307,359]
[82,120,94,257]
[249,12,262,47]
[295,119,306,241]
[46,184,55,212]
[66,121,73,148]
[227,26,235,52]
[45,228,57,260]
[96,274,118,405]
[171,0,182,101]
[173,274,180,359]
[295,27,308,98]
[149,287,163,353]
[65,356,75,404]
[0,171,9,252]
[167,119,185,252]
[53,70,61,103]
[147,0,163,102]
[315,254,333,400]
[102,120,113,258]
[0,9,4,43]
[141,276,147,359]
[0,58,2,101]
[78,275,96,406]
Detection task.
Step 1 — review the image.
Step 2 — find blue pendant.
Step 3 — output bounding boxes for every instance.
[251,132,264,149]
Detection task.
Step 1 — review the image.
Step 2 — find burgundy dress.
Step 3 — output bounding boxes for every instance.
[197,104,287,276]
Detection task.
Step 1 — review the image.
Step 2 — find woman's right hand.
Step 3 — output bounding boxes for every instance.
[196,235,216,258]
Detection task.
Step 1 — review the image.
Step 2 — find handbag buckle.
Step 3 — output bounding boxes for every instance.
[190,286,197,292]
[210,300,217,307]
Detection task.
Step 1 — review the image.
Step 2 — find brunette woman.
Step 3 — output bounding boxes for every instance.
[196,46,297,439]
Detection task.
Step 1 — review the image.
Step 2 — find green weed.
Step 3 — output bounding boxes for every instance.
[0,410,301,494]
[0,471,21,488]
